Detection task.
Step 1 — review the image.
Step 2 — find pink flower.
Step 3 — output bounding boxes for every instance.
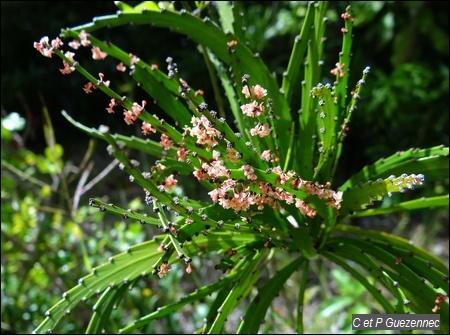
[193,169,208,181]
[51,37,64,49]
[242,85,267,99]
[33,36,55,58]
[261,150,271,161]
[242,86,251,99]
[295,199,316,218]
[131,100,147,117]
[106,98,118,114]
[64,51,76,63]
[123,100,147,125]
[83,82,97,94]
[217,190,253,212]
[164,174,178,188]
[261,150,279,162]
[240,101,264,117]
[123,110,135,125]
[160,134,173,150]
[60,61,75,74]
[227,40,238,48]
[33,36,48,50]
[250,123,271,137]
[79,30,90,47]
[177,146,186,162]
[158,263,171,278]
[68,39,81,50]
[92,46,108,60]
[208,188,224,203]
[141,121,156,135]
[129,53,140,70]
[252,85,267,99]
[330,62,346,78]
[97,73,110,87]
[341,13,351,20]
[331,191,343,209]
[202,160,230,179]
[116,62,127,72]
[241,164,257,180]
[189,115,220,150]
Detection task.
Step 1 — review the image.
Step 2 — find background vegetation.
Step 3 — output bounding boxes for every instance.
[1,1,448,333]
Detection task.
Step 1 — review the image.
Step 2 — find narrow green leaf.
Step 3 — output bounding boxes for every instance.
[208,251,266,333]
[321,250,396,314]
[327,237,448,322]
[296,260,310,334]
[86,284,129,334]
[114,1,135,12]
[237,256,305,334]
[334,224,448,274]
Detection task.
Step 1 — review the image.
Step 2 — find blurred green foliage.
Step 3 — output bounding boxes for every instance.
[1,108,167,333]
[1,1,448,333]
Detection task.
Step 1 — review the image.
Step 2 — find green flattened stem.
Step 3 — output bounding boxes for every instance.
[339,146,449,191]
[338,145,449,219]
[340,173,426,216]
[33,238,168,334]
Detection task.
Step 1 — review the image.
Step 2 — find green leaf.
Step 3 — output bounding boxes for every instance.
[334,224,448,274]
[86,284,129,334]
[237,256,305,334]
[208,251,266,333]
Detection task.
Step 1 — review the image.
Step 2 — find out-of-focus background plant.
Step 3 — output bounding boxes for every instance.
[1,1,448,334]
